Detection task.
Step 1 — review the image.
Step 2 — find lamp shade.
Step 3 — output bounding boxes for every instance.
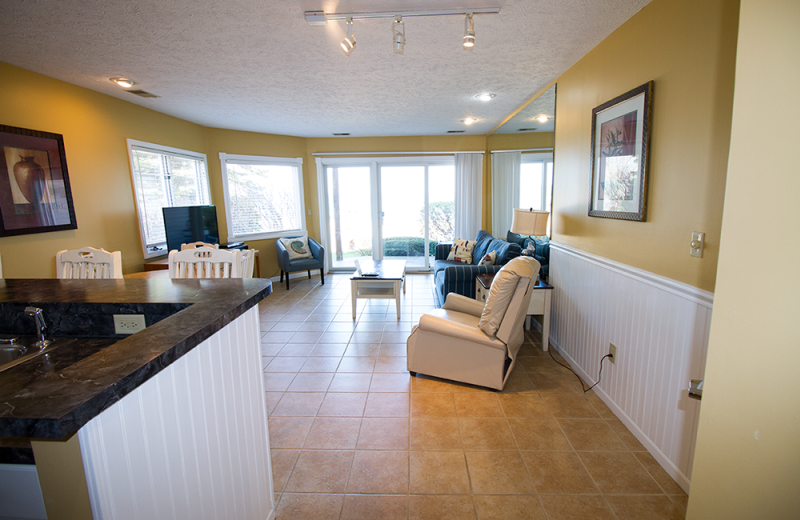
[510,208,549,237]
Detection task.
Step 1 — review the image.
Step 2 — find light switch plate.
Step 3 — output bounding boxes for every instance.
[690,232,705,258]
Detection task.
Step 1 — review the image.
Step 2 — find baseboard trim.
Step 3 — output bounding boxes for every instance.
[549,335,692,493]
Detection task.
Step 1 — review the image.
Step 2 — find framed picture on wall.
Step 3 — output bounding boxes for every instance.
[0,124,78,236]
[589,81,653,221]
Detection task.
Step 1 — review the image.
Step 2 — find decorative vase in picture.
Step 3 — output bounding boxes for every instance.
[13,155,47,205]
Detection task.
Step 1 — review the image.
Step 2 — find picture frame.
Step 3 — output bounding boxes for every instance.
[589,81,653,221]
[0,124,78,236]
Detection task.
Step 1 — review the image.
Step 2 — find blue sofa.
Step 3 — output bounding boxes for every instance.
[433,230,521,306]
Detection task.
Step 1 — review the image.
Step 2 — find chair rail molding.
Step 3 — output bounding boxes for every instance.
[548,241,713,493]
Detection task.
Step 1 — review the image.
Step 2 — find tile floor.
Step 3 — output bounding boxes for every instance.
[259,272,688,520]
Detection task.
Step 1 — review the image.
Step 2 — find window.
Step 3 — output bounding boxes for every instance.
[520,152,553,212]
[219,153,305,240]
[127,139,210,259]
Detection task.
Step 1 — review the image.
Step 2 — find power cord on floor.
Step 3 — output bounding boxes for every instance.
[545,343,613,393]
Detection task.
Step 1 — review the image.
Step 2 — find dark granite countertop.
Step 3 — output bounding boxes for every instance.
[0,278,272,440]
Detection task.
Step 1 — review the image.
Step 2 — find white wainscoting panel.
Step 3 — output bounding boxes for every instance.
[78,306,274,520]
[549,243,712,493]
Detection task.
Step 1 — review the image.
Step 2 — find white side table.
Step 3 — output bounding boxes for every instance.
[475,273,554,351]
[350,259,406,320]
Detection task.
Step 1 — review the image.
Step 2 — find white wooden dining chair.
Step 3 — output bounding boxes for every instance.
[168,247,242,278]
[240,249,257,278]
[57,247,123,279]
[180,242,219,250]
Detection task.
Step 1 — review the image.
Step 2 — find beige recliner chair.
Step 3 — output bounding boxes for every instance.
[407,256,541,390]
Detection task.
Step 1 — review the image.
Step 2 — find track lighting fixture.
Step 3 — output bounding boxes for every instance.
[305,7,499,54]
[392,15,405,55]
[463,13,475,50]
[341,17,356,56]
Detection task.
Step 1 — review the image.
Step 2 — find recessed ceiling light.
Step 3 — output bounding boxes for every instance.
[463,118,477,125]
[476,93,496,101]
[536,115,549,124]
[109,77,135,88]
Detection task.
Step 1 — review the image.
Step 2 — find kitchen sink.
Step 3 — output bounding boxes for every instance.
[0,336,77,374]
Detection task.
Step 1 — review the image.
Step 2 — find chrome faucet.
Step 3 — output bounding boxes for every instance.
[24,307,52,349]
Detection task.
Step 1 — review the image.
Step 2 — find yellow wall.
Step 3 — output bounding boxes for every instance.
[552,0,739,292]
[0,62,207,277]
[687,0,800,517]
[0,61,539,279]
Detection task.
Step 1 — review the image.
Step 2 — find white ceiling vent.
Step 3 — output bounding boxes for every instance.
[332,132,350,136]
[447,130,465,134]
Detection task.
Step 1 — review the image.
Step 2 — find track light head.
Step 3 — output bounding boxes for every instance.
[463,13,475,49]
[392,15,405,54]
[341,17,356,56]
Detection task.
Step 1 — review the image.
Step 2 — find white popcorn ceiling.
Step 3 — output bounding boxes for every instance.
[0,0,650,138]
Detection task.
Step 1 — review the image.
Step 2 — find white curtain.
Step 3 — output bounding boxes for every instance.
[491,151,521,237]
[453,153,484,240]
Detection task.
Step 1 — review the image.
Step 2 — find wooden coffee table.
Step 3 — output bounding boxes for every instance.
[476,272,554,351]
[351,259,406,320]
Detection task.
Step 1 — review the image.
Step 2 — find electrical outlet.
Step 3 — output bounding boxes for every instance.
[114,314,146,335]
[608,342,618,364]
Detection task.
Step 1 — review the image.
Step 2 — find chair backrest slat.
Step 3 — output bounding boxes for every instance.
[56,247,123,279]
[168,247,242,279]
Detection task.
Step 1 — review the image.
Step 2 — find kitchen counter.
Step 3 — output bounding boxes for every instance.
[0,278,272,439]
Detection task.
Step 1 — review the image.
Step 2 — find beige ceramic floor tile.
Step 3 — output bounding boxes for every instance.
[378,344,408,357]
[538,495,616,520]
[275,493,344,520]
[337,357,377,373]
[508,418,572,450]
[287,372,334,392]
[344,344,380,357]
[299,356,342,373]
[263,372,296,392]
[364,392,410,417]
[265,392,283,415]
[288,331,324,344]
[357,418,409,450]
[408,495,476,520]
[473,495,548,520]
[411,375,456,393]
[605,495,685,520]
[409,451,470,494]
[374,356,409,372]
[540,394,602,418]
[276,343,316,357]
[283,450,354,493]
[453,393,504,417]
[270,449,299,492]
[265,356,307,373]
[465,451,535,495]
[607,419,648,451]
[411,393,457,417]
[340,495,408,520]
[459,418,517,450]
[346,451,408,494]
[409,418,463,450]
[329,373,373,393]
[633,452,687,495]
[268,417,314,449]
[311,344,349,356]
[529,372,583,394]
[271,392,325,417]
[497,394,552,418]
[317,392,368,417]
[579,451,663,494]
[351,331,383,343]
[370,373,412,392]
[557,418,628,451]
[303,417,362,449]
[521,451,599,494]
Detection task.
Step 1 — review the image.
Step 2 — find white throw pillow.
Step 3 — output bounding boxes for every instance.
[478,250,497,266]
[446,238,476,264]
[279,236,313,260]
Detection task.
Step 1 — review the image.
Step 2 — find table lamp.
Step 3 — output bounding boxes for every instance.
[510,208,550,239]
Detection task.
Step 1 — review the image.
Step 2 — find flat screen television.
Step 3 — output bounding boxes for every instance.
[162,205,220,252]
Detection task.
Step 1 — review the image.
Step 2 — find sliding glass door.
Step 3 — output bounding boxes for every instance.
[319,157,454,272]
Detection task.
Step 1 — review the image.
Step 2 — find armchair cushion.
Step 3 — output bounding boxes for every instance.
[279,236,313,260]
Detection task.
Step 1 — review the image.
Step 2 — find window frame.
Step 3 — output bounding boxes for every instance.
[126,139,211,260]
[219,153,306,241]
